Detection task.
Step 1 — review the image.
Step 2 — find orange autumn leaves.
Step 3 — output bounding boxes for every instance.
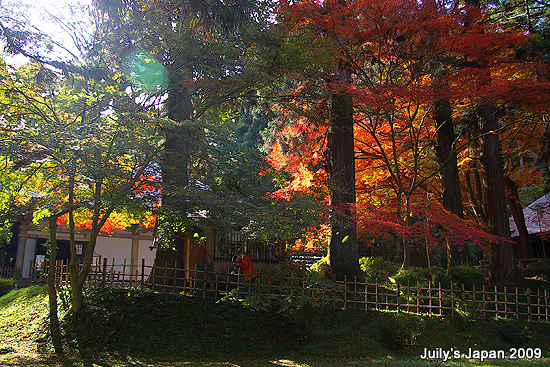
[56,211,156,235]
[54,172,160,235]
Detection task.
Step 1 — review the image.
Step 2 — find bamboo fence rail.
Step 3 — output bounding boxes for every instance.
[3,259,548,323]
[0,265,21,279]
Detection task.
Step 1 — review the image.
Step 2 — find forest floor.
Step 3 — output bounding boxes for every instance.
[1,286,550,367]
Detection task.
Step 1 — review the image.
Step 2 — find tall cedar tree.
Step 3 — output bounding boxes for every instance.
[326,61,362,280]
[427,0,468,265]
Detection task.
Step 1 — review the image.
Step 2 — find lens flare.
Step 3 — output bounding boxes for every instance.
[123,50,168,94]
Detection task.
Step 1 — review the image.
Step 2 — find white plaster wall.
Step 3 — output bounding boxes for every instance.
[94,237,133,274]
[22,238,37,278]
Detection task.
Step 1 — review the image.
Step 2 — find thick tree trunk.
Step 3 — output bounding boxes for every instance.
[505,176,533,259]
[68,180,112,314]
[150,239,186,286]
[151,67,194,280]
[402,194,411,270]
[433,99,470,266]
[163,80,192,194]
[434,100,464,218]
[71,283,85,314]
[464,159,488,227]
[326,64,361,280]
[71,223,112,313]
[71,234,102,314]
[478,102,515,282]
[47,216,63,355]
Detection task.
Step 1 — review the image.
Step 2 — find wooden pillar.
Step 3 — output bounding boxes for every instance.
[131,238,140,280]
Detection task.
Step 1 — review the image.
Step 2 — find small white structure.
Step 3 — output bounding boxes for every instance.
[14,216,156,280]
[510,192,550,237]
[509,192,550,259]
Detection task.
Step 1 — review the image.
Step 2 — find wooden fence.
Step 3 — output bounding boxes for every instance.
[8,259,549,323]
[364,280,550,323]
[0,265,21,279]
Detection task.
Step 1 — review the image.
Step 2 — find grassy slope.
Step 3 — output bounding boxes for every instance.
[0,286,51,358]
[1,286,550,367]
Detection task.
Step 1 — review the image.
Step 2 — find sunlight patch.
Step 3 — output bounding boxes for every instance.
[270,360,311,367]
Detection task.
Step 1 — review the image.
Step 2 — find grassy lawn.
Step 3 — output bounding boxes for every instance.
[1,286,550,367]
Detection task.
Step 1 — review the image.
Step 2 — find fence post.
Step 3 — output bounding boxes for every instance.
[504,286,508,319]
[482,285,486,319]
[102,258,108,288]
[450,282,454,318]
[173,260,177,295]
[163,261,168,294]
[462,283,466,316]
[302,275,306,303]
[537,288,542,321]
[495,285,506,321]
[374,278,378,310]
[214,271,221,301]
[406,281,411,313]
[65,259,69,285]
[527,288,532,322]
[473,285,477,319]
[428,281,432,316]
[141,258,145,289]
[515,287,520,321]
[61,260,65,285]
[385,278,389,311]
[416,280,420,314]
[202,265,207,300]
[122,258,127,287]
[353,276,357,309]
[364,280,368,311]
[396,279,400,313]
[545,289,548,323]
[28,261,33,285]
[439,283,442,316]
[344,275,347,309]
[236,271,240,300]
[375,278,379,310]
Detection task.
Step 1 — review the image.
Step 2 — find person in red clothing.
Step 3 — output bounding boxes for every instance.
[232,254,258,281]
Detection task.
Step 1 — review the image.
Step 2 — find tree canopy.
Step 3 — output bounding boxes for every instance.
[267,0,550,278]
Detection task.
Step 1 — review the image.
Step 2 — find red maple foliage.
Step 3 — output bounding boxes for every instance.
[270,0,550,256]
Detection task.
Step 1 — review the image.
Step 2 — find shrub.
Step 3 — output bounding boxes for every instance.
[277,298,321,341]
[393,269,418,286]
[310,256,331,277]
[381,313,423,350]
[454,299,482,330]
[499,322,530,345]
[220,283,280,312]
[359,257,399,282]
[0,278,14,297]
[447,266,486,287]
[526,259,550,279]
[432,272,451,288]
